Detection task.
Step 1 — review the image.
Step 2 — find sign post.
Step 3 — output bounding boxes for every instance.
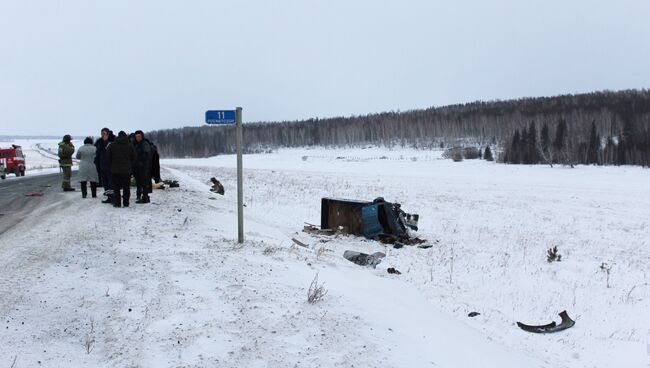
[235,107,244,244]
[205,108,244,244]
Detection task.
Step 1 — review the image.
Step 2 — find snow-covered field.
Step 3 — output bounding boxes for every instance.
[1,146,649,367]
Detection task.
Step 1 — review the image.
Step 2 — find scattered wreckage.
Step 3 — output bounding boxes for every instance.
[301,197,427,269]
[343,250,385,268]
[300,197,575,335]
[517,310,575,333]
[305,197,425,245]
[210,177,225,195]
[151,179,180,190]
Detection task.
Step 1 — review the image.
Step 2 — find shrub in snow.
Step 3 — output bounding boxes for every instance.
[547,246,562,262]
[307,273,328,304]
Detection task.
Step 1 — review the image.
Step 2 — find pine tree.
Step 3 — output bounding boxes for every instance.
[554,118,567,151]
[484,145,494,161]
[553,118,568,164]
[509,130,521,164]
[622,119,637,148]
[521,127,530,164]
[617,136,626,165]
[527,121,539,164]
[646,129,650,167]
[621,119,637,164]
[587,121,600,165]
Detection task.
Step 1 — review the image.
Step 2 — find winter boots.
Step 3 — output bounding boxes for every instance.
[80,181,98,198]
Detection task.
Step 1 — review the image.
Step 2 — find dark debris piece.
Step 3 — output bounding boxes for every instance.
[209,177,224,195]
[163,180,180,188]
[343,250,385,268]
[387,267,402,275]
[517,310,575,333]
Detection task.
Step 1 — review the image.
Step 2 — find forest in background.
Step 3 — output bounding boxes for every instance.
[147,89,650,166]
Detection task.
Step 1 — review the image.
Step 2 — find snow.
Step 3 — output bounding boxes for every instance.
[1,145,649,367]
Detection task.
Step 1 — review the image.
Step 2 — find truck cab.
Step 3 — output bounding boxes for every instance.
[0,145,26,178]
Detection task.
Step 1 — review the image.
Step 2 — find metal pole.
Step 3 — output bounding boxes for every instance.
[236,107,244,243]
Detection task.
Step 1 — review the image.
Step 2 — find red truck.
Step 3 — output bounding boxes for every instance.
[0,145,26,179]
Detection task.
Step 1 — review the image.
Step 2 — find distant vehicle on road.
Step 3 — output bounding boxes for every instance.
[0,144,26,179]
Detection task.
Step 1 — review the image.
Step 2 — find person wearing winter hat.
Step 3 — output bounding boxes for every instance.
[106,131,135,207]
[95,128,115,204]
[58,134,75,191]
[133,130,153,203]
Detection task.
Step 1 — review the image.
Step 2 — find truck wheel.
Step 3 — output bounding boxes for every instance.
[15,169,21,177]
[1,174,6,180]
[20,169,25,177]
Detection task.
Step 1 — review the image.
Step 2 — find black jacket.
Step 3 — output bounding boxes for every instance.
[107,135,135,175]
[95,133,115,173]
[149,140,161,182]
[133,139,152,172]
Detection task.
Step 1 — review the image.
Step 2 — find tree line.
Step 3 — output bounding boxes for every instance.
[147,89,650,167]
[503,118,650,167]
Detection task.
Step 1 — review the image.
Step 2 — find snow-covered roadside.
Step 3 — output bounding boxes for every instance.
[0,167,543,367]
[163,147,650,368]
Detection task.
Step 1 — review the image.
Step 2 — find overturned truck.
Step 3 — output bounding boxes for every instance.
[319,197,422,244]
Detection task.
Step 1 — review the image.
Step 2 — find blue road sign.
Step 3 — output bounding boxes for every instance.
[206,110,236,124]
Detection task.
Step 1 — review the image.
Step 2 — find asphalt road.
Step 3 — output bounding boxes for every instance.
[0,171,78,236]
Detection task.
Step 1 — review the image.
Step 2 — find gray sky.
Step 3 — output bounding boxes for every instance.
[1,0,649,136]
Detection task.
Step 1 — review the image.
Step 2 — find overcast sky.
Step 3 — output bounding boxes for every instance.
[1,0,649,136]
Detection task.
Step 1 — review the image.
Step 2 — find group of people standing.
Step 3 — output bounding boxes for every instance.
[57,128,161,208]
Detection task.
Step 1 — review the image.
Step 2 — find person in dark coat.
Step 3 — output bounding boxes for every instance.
[95,128,115,204]
[149,141,161,184]
[133,130,153,203]
[107,131,135,208]
[58,134,75,191]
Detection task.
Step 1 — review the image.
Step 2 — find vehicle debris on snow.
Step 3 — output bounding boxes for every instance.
[291,238,309,248]
[163,179,180,188]
[149,180,180,190]
[387,267,402,275]
[210,177,224,195]
[310,197,425,245]
[516,310,575,333]
[343,250,385,268]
